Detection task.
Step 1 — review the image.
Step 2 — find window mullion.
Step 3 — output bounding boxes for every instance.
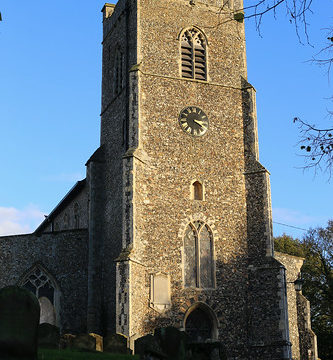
[196,230,200,288]
[181,29,207,81]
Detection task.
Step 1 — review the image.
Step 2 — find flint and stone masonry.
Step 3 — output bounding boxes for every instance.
[0,1,317,359]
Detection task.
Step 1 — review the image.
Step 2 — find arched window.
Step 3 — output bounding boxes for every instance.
[191,181,203,200]
[180,28,207,81]
[114,48,124,96]
[184,221,214,288]
[20,265,59,326]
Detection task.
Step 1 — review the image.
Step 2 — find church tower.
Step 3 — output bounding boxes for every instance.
[92,0,292,358]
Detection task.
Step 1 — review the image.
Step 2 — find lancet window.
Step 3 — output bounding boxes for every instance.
[180,28,207,81]
[191,181,203,200]
[184,221,214,288]
[114,48,124,96]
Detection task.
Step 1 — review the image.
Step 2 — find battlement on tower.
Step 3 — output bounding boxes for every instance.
[102,0,244,18]
[189,0,243,10]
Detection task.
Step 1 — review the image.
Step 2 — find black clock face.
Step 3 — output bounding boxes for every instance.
[179,106,209,137]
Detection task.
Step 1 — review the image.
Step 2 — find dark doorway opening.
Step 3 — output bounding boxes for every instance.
[185,307,213,342]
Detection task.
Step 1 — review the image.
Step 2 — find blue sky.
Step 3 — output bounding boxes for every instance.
[0,1,331,239]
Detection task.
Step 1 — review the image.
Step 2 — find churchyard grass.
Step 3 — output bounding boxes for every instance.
[38,348,139,360]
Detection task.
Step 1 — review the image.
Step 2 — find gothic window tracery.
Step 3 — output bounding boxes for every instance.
[184,221,214,288]
[21,266,58,325]
[181,28,207,81]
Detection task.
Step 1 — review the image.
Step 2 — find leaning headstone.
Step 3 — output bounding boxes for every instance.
[38,323,60,349]
[135,334,166,360]
[154,327,188,360]
[38,297,56,325]
[103,333,129,354]
[72,333,96,351]
[89,333,103,352]
[0,286,40,359]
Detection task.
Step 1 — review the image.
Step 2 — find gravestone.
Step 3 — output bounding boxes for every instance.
[103,333,129,354]
[38,297,56,325]
[72,333,96,351]
[38,323,60,349]
[0,286,40,359]
[59,333,76,349]
[89,333,103,352]
[154,327,188,360]
[188,341,226,360]
[135,334,166,360]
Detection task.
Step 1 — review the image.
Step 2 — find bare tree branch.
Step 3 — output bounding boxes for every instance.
[294,116,333,176]
[206,1,333,176]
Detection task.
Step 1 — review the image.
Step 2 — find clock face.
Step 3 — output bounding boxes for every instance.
[179,106,209,137]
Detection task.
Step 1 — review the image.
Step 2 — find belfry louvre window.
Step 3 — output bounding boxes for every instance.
[184,221,214,288]
[181,28,207,81]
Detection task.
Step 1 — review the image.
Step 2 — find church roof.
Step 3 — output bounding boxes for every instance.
[34,179,86,236]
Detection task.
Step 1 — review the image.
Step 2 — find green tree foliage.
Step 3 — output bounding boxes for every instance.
[274,233,305,257]
[274,220,333,360]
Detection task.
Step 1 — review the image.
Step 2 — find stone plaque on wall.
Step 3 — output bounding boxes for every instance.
[150,273,171,313]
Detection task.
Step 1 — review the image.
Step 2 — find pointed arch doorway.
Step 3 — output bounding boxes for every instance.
[184,303,218,342]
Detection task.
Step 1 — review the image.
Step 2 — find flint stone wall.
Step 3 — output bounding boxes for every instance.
[275,251,304,360]
[0,229,88,333]
[42,186,89,233]
[296,293,318,360]
[99,0,139,334]
[101,0,291,359]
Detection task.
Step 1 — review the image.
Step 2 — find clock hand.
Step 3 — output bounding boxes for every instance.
[193,119,204,126]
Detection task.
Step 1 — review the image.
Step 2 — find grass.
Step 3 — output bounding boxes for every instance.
[38,348,139,360]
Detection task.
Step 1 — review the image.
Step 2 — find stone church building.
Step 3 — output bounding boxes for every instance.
[0,0,318,359]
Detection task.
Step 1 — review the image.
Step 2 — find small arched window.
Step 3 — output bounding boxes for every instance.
[180,28,207,81]
[114,48,124,96]
[184,221,214,288]
[191,181,203,200]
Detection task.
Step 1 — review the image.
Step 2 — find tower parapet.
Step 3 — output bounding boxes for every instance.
[190,0,244,10]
